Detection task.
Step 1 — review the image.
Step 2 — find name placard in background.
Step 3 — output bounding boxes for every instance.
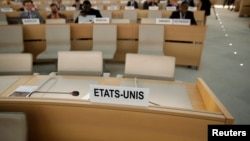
[22,18,40,25]
[93,17,110,23]
[0,8,13,12]
[125,6,135,10]
[65,6,76,11]
[149,6,159,10]
[172,19,191,25]
[107,6,118,10]
[89,85,149,107]
[156,18,172,24]
[166,6,176,11]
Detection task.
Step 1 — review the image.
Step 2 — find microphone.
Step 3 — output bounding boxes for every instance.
[27,91,80,97]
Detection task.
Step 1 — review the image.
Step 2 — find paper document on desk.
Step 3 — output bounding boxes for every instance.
[9,85,38,97]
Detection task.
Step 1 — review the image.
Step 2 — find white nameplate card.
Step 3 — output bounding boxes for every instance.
[0,7,13,12]
[9,85,38,97]
[93,17,110,23]
[107,6,118,10]
[159,0,167,3]
[188,7,197,11]
[125,6,135,10]
[166,6,176,11]
[89,85,149,106]
[156,18,172,24]
[22,18,40,25]
[149,6,159,10]
[66,6,76,11]
[172,19,191,25]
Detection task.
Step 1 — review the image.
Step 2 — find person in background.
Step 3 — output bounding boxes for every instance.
[197,0,211,25]
[55,0,66,11]
[143,0,158,10]
[72,0,83,10]
[166,0,179,9]
[74,0,102,23]
[47,3,67,19]
[169,1,197,25]
[127,0,139,9]
[20,0,44,23]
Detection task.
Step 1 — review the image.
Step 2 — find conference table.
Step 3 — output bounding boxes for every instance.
[0,75,234,141]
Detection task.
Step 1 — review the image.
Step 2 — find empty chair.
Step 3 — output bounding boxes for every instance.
[92,24,117,59]
[100,10,112,19]
[45,18,66,24]
[37,24,71,60]
[57,51,103,76]
[147,10,162,18]
[0,13,8,25]
[138,24,164,55]
[124,53,176,81]
[0,25,24,53]
[0,53,33,75]
[123,10,137,23]
[0,112,27,141]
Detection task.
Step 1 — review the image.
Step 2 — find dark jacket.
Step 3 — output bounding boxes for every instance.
[170,11,197,25]
[127,1,139,9]
[74,8,102,23]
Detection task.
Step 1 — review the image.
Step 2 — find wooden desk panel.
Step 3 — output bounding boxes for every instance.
[0,76,234,141]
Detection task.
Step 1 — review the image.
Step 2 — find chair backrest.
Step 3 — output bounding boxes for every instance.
[0,53,33,75]
[0,112,27,141]
[100,10,112,19]
[147,11,162,18]
[57,51,103,76]
[92,24,117,59]
[138,24,164,55]
[125,53,176,81]
[45,18,66,24]
[0,13,8,25]
[0,25,24,53]
[37,24,71,59]
[123,10,138,23]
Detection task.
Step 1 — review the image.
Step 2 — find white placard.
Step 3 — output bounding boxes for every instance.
[149,6,158,10]
[66,6,76,11]
[156,18,172,24]
[172,19,191,25]
[93,17,110,23]
[89,85,149,107]
[0,7,13,12]
[22,18,40,25]
[107,6,118,10]
[166,6,176,11]
[78,15,96,23]
[188,7,197,11]
[125,6,135,10]
[11,1,22,5]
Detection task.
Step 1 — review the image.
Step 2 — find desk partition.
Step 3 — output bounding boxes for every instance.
[0,75,234,141]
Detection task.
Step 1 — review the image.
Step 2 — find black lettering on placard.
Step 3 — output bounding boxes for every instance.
[208,125,250,141]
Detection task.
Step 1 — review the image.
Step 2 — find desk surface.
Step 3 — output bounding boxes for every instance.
[0,75,234,141]
[0,75,225,112]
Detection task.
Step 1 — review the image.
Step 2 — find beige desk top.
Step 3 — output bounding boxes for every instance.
[0,75,205,110]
